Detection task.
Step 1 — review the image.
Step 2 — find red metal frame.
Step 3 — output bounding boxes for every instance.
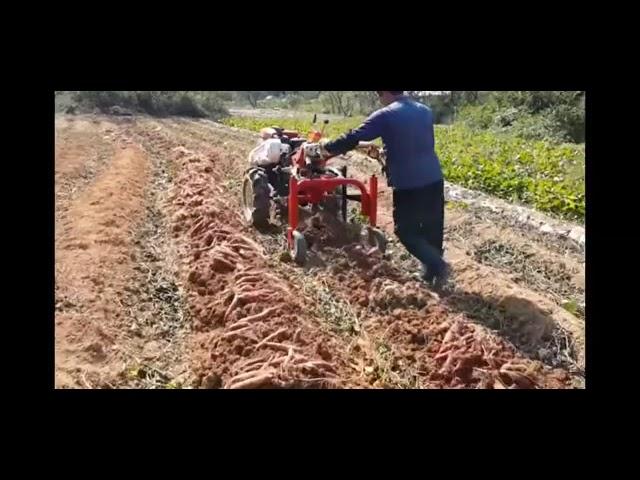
[287,175,378,248]
[284,123,379,249]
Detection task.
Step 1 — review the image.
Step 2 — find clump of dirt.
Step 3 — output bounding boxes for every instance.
[368,278,436,312]
[298,210,361,251]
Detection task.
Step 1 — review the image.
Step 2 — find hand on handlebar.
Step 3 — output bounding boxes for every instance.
[318,140,333,160]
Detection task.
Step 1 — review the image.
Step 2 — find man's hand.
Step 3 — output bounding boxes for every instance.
[318,140,333,159]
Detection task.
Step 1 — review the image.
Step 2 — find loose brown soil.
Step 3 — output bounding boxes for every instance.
[54,114,585,389]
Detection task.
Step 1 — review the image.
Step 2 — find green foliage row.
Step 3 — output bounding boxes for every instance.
[458,91,585,144]
[437,124,584,222]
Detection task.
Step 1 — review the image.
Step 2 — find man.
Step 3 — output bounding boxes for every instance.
[320,91,450,289]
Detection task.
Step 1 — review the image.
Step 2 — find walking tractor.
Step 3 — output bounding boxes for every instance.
[242,116,387,264]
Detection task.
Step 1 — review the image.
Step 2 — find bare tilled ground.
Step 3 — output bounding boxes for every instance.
[55,121,151,388]
[54,114,585,389]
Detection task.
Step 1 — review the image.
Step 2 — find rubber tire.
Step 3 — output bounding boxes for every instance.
[243,170,270,227]
[291,230,307,265]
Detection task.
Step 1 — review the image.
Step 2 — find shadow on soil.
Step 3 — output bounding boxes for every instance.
[442,288,580,372]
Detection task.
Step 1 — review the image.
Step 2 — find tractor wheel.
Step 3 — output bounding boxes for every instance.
[291,230,307,265]
[242,169,271,227]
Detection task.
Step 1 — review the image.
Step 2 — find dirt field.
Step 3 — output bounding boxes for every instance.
[54,114,585,389]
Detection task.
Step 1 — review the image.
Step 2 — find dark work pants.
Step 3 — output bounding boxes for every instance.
[393,180,446,279]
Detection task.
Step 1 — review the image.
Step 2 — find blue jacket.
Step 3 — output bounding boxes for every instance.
[324,96,443,191]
